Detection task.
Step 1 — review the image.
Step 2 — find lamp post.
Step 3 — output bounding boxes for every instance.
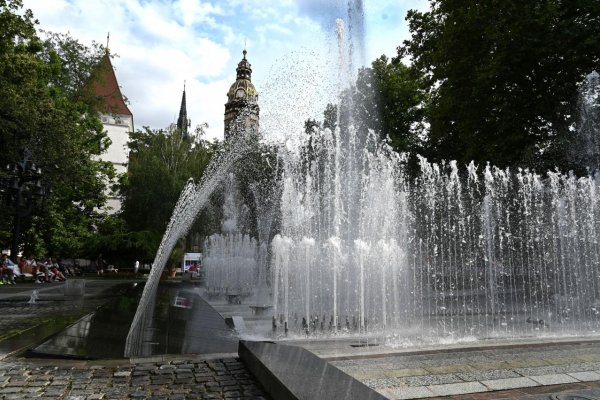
[0,148,47,263]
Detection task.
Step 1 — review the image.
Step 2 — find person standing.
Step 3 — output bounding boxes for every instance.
[96,253,106,275]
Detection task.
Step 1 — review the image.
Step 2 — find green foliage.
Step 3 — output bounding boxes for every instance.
[0,0,38,56]
[41,31,106,99]
[85,215,161,264]
[119,125,214,257]
[354,56,428,152]
[0,0,112,257]
[399,0,600,170]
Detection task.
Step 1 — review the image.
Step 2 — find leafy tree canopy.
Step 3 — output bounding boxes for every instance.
[399,0,600,170]
[120,125,214,245]
[0,0,113,258]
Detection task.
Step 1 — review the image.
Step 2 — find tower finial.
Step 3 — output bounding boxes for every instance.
[105,32,110,54]
[177,83,189,140]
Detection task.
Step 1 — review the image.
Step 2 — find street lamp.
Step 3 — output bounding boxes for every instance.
[0,148,48,263]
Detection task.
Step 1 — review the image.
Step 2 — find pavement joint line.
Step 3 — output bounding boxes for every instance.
[320,337,600,362]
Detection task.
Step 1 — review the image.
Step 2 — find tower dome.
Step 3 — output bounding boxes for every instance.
[226,50,258,104]
[224,50,260,140]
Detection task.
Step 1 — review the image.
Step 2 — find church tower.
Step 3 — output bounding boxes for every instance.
[85,47,133,213]
[177,83,190,140]
[224,50,259,140]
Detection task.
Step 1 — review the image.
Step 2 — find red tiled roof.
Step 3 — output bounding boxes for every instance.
[85,53,132,116]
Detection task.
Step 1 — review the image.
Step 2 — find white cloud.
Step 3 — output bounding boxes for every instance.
[176,0,225,27]
[21,0,425,142]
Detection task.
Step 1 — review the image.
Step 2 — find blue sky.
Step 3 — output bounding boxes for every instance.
[22,0,428,141]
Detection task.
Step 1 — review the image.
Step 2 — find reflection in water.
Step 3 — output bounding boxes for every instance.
[31,283,238,359]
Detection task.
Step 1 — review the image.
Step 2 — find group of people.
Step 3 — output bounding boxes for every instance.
[1,253,81,284]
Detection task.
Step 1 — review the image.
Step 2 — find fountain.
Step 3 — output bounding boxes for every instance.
[269,7,600,342]
[274,142,600,341]
[203,172,257,294]
[124,110,260,357]
[126,0,600,356]
[28,289,38,304]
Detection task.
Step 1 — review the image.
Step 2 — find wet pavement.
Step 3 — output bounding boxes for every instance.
[30,283,237,359]
[0,280,136,359]
[5,279,600,399]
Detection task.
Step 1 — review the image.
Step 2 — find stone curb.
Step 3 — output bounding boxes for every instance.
[239,340,387,400]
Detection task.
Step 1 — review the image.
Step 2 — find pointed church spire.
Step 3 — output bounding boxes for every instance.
[177,81,189,140]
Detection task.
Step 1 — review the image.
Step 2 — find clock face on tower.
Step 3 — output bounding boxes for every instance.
[236,89,245,99]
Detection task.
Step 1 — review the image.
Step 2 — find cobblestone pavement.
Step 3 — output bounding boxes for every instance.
[0,356,270,400]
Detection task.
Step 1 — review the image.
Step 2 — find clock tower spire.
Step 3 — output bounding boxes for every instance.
[224,49,259,140]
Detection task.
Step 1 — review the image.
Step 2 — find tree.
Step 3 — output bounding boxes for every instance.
[0,0,113,257]
[119,125,214,257]
[400,0,600,170]
[568,71,600,171]
[354,56,428,153]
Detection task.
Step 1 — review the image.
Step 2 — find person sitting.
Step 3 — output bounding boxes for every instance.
[36,259,55,283]
[18,256,35,282]
[1,254,17,284]
[48,257,66,281]
[1,263,15,285]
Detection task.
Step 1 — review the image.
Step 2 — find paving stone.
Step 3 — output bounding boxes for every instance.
[175,368,193,374]
[427,381,489,396]
[481,376,540,391]
[151,377,174,385]
[378,386,435,400]
[529,373,579,385]
[426,364,476,374]
[457,368,521,381]
[568,371,600,381]
[49,379,70,385]
[0,387,22,394]
[154,369,175,375]
[133,365,156,371]
[5,379,28,386]
[4,395,25,400]
[394,373,463,387]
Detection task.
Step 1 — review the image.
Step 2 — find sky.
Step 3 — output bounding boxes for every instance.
[22,0,429,141]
